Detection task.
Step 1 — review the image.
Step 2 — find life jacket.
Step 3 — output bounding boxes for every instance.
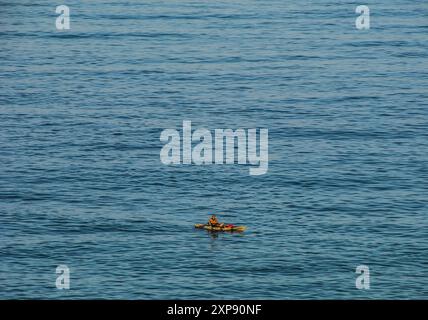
[209,217,218,225]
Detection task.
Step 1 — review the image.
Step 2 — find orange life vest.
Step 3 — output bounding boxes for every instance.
[209,216,218,225]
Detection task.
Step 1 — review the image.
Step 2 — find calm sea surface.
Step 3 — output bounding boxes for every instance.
[1,1,427,299]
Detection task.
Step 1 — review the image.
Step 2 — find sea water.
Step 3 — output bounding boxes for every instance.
[0,1,427,299]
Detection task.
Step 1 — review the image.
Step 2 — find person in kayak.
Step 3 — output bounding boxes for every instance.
[208,214,224,227]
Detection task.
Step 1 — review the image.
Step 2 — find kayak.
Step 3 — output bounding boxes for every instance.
[194,223,247,232]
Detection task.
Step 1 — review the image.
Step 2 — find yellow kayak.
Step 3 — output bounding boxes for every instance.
[194,223,247,232]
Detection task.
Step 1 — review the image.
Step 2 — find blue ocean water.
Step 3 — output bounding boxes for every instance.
[0,0,427,299]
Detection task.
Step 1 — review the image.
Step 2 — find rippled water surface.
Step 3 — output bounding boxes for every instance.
[1,1,427,299]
